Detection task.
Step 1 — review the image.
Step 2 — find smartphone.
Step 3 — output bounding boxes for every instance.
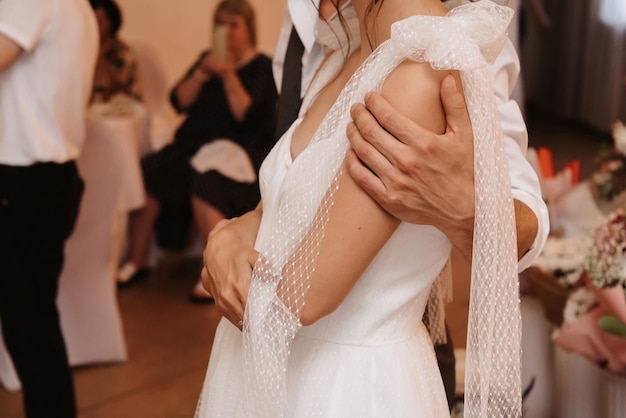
[213,25,228,62]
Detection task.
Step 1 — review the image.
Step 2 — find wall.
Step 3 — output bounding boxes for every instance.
[118,0,287,87]
[113,0,287,147]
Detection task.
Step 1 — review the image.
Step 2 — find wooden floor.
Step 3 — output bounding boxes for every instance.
[0,111,609,418]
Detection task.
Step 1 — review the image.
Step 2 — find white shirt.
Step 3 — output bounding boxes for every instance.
[0,0,98,166]
[272,0,549,270]
[272,0,323,97]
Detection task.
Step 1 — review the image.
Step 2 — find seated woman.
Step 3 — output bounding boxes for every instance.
[90,0,141,102]
[116,0,277,298]
[195,0,525,416]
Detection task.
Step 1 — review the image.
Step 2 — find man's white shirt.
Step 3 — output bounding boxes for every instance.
[272,0,549,269]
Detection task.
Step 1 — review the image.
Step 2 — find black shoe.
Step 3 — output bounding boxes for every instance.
[188,281,214,304]
[116,262,150,288]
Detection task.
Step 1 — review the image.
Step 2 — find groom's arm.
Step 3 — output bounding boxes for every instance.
[345,81,539,265]
[346,40,548,268]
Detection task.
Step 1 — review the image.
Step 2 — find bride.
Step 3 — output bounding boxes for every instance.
[196,0,522,416]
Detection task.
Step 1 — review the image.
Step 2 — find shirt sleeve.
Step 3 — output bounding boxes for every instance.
[0,0,51,52]
[488,39,550,272]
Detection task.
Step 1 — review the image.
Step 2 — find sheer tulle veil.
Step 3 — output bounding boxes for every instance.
[196,1,523,417]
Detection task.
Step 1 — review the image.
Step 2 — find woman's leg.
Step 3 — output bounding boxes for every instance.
[190,195,226,300]
[128,194,161,267]
[117,194,161,283]
[192,195,226,245]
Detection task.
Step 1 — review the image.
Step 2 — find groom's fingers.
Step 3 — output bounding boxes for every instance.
[439,74,472,139]
[345,148,389,202]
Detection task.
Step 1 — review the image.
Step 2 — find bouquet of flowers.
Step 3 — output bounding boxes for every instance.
[584,208,626,292]
[590,121,626,205]
[524,236,589,326]
[552,208,626,376]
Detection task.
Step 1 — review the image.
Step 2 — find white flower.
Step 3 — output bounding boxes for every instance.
[613,120,626,156]
[562,267,584,287]
[592,171,612,186]
[584,208,626,289]
[563,288,596,324]
[534,236,589,282]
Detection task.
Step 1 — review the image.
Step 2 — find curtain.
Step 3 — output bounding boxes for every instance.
[523,0,626,133]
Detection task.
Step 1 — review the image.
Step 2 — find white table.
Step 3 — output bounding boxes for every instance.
[0,100,149,391]
[554,348,626,418]
[520,296,555,418]
[520,294,626,418]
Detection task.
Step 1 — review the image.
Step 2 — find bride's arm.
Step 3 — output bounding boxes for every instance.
[296,61,449,325]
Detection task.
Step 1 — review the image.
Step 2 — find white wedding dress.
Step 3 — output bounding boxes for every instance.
[196,120,452,416]
[196,2,522,417]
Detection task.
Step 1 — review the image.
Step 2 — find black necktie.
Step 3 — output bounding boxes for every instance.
[275,27,305,140]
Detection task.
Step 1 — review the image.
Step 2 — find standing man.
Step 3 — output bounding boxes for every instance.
[0,0,98,417]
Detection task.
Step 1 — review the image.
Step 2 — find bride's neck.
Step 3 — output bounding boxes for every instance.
[352,0,447,54]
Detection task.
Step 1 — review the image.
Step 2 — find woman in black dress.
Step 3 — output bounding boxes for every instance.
[117,0,277,300]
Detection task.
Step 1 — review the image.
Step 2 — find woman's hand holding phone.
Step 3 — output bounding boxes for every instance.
[213,25,228,62]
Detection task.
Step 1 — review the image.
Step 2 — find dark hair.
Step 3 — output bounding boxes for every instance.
[214,0,257,47]
[327,0,454,54]
[90,0,123,37]
[362,0,454,49]
[363,0,384,50]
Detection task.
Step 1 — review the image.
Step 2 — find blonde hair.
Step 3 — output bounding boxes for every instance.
[214,0,257,47]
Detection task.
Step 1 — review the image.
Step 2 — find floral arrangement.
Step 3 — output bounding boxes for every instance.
[614,120,626,155]
[562,287,596,325]
[524,236,588,326]
[584,208,626,293]
[528,204,626,375]
[591,121,626,203]
[533,236,588,288]
[546,207,626,375]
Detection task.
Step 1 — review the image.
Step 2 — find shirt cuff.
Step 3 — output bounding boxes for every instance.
[513,189,550,273]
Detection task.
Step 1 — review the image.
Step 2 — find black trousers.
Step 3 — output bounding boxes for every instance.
[435,325,456,412]
[0,161,83,418]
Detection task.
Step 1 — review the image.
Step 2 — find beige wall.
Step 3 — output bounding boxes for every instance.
[118,0,287,90]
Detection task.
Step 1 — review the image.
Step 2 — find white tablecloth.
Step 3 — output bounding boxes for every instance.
[520,297,555,418]
[520,295,626,417]
[554,348,626,418]
[0,100,148,391]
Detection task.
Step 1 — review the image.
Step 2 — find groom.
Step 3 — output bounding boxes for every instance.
[203,0,548,410]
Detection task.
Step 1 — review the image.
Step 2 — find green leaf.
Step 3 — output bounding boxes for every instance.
[598,315,626,338]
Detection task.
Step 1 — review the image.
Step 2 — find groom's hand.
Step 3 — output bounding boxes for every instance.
[345,74,475,261]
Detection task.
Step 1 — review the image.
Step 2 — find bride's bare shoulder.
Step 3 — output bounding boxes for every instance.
[380,59,452,135]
